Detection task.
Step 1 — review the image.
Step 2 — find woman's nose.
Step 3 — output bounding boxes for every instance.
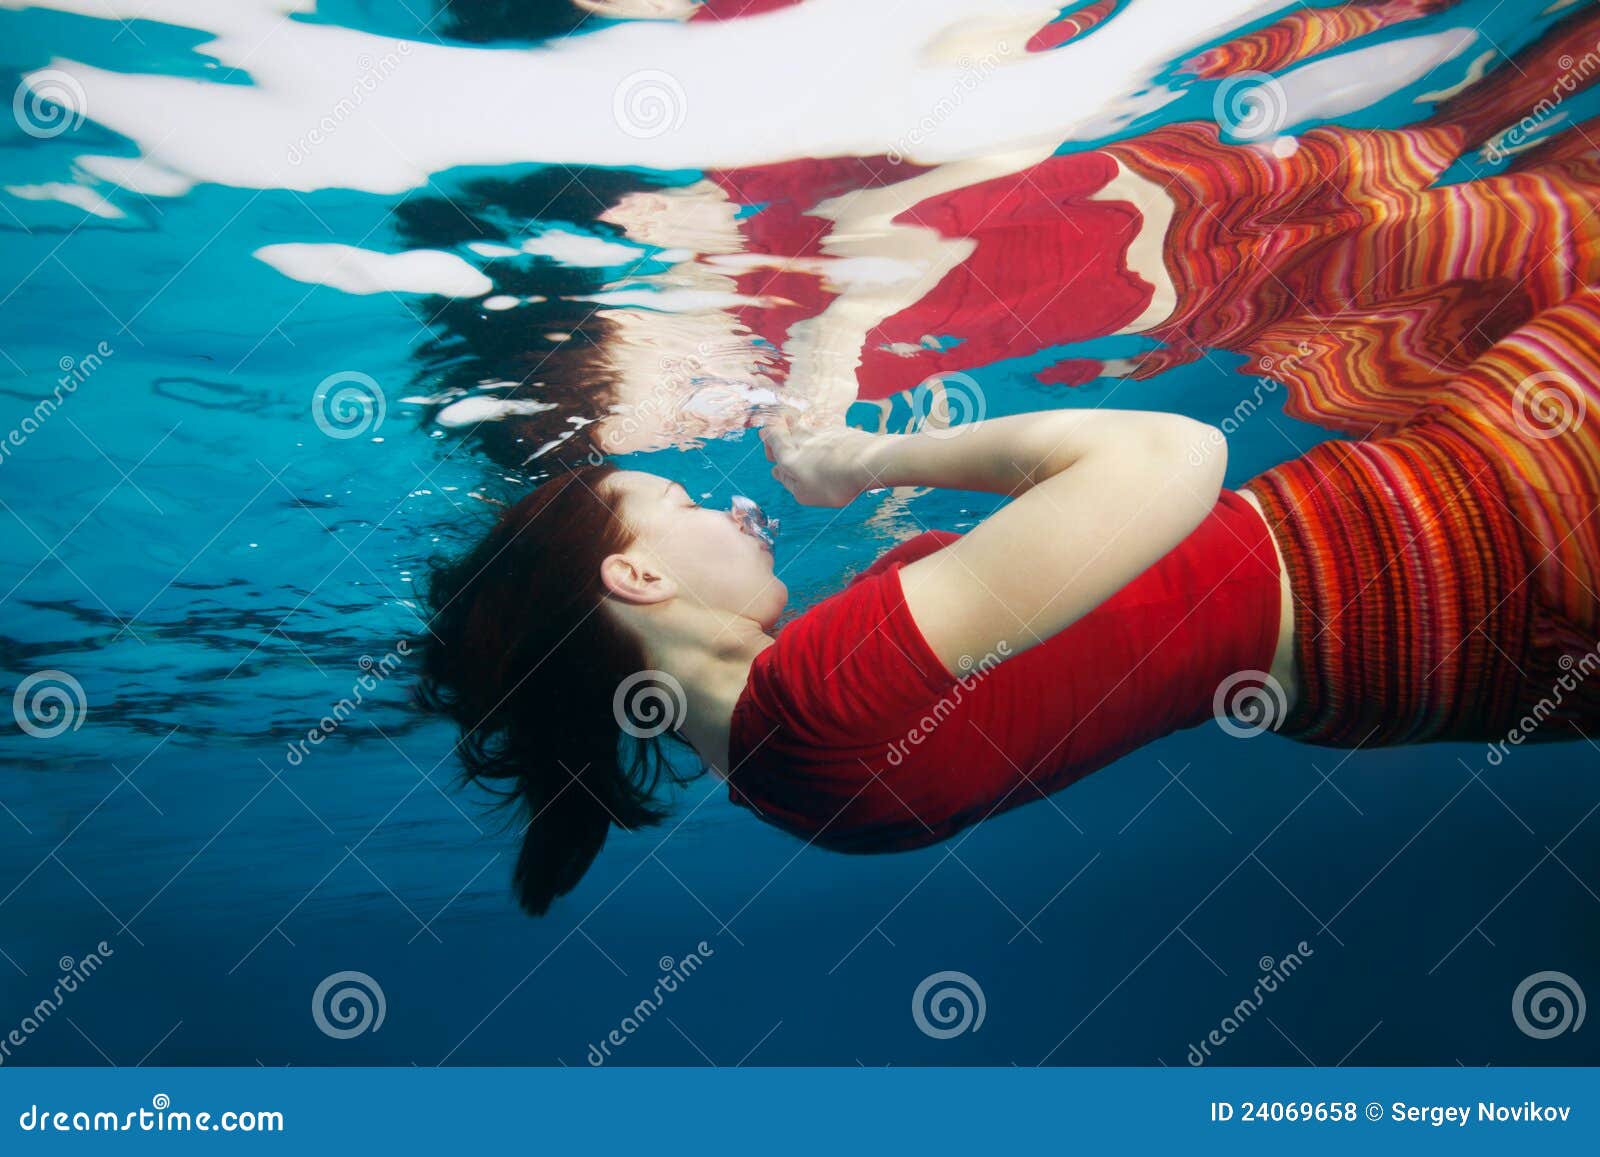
[729,494,778,545]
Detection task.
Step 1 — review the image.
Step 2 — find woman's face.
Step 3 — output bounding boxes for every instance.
[608,470,788,629]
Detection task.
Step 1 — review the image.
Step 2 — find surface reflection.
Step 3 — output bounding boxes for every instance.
[400,0,1600,476]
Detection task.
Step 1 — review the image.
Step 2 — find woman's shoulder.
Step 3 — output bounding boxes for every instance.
[846,528,965,587]
[733,530,964,754]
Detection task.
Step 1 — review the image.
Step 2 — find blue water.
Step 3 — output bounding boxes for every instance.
[2,0,1598,1068]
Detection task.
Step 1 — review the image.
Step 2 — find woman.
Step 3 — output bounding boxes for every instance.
[417,287,1600,914]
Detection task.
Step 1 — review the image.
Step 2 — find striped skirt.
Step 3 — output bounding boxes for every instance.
[1246,288,1600,747]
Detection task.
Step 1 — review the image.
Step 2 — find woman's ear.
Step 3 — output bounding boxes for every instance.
[600,551,676,605]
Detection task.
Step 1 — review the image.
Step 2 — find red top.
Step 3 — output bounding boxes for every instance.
[726,489,1281,849]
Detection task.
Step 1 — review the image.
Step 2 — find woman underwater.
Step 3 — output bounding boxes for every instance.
[418,285,1600,914]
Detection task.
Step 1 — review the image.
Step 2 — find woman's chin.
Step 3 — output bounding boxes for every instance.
[759,583,789,630]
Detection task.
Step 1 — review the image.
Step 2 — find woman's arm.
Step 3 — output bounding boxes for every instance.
[760,407,1226,674]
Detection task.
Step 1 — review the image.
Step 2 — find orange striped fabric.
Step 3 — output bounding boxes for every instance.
[1183,0,1462,79]
[1104,4,1600,437]
[1026,0,1120,53]
[1104,118,1600,435]
[1246,288,1600,747]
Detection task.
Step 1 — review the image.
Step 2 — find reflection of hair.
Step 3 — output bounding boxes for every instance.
[396,165,674,469]
[432,0,597,43]
[415,463,696,915]
[415,296,619,469]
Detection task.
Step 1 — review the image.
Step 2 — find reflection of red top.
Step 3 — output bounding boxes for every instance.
[689,0,805,20]
[710,150,1154,400]
[726,490,1280,849]
[855,150,1153,397]
[709,155,930,381]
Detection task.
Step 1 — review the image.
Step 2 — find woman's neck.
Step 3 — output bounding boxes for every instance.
[635,606,775,777]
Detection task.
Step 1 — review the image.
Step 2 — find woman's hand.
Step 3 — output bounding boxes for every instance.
[759,414,885,507]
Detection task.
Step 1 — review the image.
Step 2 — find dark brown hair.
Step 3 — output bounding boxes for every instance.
[414,463,694,914]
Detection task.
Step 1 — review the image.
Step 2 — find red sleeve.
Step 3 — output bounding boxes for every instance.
[848,529,964,586]
[742,545,959,749]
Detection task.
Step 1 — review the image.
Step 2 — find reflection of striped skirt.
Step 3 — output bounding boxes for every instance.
[1246,289,1600,747]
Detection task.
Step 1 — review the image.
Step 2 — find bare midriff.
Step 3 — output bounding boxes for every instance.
[1235,486,1300,713]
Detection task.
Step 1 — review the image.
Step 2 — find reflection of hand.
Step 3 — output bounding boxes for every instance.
[759,413,884,507]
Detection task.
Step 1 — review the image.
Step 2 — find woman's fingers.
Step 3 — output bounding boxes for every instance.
[760,417,794,465]
[770,463,796,497]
